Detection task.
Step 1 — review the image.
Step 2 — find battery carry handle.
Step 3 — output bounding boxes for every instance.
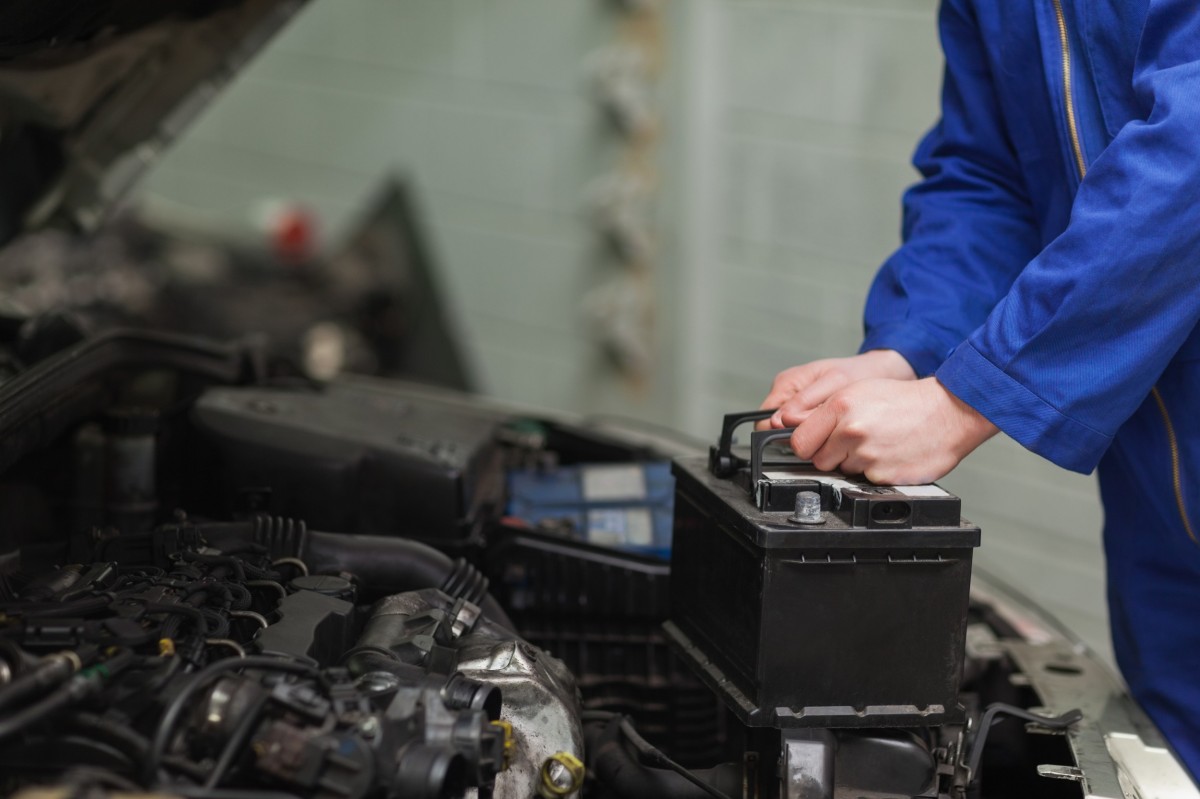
[749,428,798,488]
[709,409,777,477]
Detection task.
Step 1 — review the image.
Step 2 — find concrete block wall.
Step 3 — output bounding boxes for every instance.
[140,0,678,421]
[141,0,1113,663]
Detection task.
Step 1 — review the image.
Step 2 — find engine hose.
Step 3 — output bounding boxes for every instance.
[0,650,135,741]
[197,518,514,629]
[199,609,231,641]
[224,582,253,610]
[183,582,235,610]
[584,716,742,799]
[141,603,217,638]
[20,596,113,618]
[0,651,79,713]
[65,712,151,764]
[440,558,490,606]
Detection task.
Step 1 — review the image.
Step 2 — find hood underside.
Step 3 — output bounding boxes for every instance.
[0,0,306,247]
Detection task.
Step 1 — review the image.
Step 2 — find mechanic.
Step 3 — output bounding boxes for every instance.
[759,0,1200,779]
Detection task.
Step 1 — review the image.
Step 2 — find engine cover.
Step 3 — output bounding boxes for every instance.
[193,380,504,541]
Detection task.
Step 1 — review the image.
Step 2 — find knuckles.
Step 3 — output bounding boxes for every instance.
[839,420,869,442]
[789,432,816,460]
[826,393,854,416]
[811,452,838,471]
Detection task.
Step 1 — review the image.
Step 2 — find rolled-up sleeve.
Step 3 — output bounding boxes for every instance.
[936,0,1200,473]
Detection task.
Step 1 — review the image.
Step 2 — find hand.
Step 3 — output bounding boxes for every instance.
[758,350,917,429]
[789,377,998,484]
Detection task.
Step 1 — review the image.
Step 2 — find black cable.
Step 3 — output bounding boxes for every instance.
[198,608,231,640]
[171,564,206,582]
[616,717,734,799]
[160,614,184,642]
[0,653,77,713]
[244,580,287,603]
[20,596,113,618]
[0,680,94,740]
[0,651,134,741]
[62,766,141,792]
[224,582,252,611]
[217,544,269,557]
[585,715,740,799]
[179,552,246,582]
[204,692,270,789]
[180,552,281,583]
[161,756,217,782]
[143,655,183,695]
[967,703,1084,781]
[66,712,151,764]
[184,582,234,610]
[140,603,213,636]
[144,655,324,786]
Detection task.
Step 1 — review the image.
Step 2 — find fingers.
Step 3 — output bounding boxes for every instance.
[761,361,834,409]
[811,436,851,472]
[758,376,793,430]
[790,399,841,462]
[793,402,887,477]
[754,411,778,431]
[759,365,816,429]
[777,373,849,427]
[785,378,988,484]
[760,370,846,431]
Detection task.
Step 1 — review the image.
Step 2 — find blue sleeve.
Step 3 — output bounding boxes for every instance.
[860,0,1042,377]
[937,0,1200,474]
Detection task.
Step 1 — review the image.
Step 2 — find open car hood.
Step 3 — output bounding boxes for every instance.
[0,0,307,247]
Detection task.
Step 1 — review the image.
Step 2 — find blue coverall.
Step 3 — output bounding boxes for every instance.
[859,0,1200,777]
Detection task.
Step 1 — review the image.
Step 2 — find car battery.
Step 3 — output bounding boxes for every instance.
[664,410,980,729]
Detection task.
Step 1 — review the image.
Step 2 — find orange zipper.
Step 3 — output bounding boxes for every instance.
[1051,0,1088,178]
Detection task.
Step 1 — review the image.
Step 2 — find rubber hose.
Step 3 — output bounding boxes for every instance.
[199,519,514,629]
[0,653,76,713]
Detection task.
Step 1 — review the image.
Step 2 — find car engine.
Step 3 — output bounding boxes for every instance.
[0,326,1101,799]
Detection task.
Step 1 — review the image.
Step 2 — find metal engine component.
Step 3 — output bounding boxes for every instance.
[347,588,585,799]
[459,641,583,799]
[0,528,561,799]
[782,730,834,799]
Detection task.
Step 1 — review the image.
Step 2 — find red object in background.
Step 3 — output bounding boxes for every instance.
[272,206,317,264]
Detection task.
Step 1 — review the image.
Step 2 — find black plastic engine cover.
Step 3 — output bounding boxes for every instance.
[192,379,505,541]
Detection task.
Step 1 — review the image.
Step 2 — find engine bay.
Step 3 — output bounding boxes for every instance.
[0,326,1122,799]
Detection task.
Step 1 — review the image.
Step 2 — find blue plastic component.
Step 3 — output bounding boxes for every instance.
[506,461,674,558]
